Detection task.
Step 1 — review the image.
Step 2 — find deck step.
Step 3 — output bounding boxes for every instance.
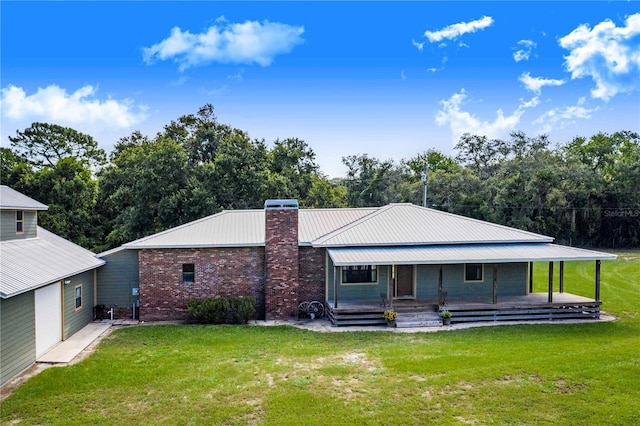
[395,320,443,328]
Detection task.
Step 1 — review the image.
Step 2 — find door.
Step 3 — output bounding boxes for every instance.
[35,282,62,357]
[395,265,415,298]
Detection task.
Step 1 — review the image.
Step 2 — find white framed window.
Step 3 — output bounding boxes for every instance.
[182,264,195,283]
[341,265,378,285]
[16,210,24,234]
[464,263,484,282]
[75,285,82,310]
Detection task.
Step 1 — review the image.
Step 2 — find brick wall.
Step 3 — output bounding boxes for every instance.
[298,247,326,303]
[138,247,265,321]
[265,208,299,320]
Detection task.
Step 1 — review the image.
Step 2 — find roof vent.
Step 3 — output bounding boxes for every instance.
[264,199,299,210]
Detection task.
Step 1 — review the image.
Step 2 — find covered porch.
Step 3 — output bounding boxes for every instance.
[325,243,615,327]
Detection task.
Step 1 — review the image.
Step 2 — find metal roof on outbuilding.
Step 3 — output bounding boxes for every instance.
[0,185,48,211]
[1,227,105,298]
[313,204,554,247]
[327,243,617,266]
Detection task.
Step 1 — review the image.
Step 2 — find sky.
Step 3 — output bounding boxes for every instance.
[2,1,639,178]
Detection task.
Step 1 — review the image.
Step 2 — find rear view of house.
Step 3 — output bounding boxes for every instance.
[0,186,104,386]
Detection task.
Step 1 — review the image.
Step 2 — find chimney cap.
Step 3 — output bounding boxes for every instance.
[264,199,299,210]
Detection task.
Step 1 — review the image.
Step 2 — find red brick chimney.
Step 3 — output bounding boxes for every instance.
[264,199,299,320]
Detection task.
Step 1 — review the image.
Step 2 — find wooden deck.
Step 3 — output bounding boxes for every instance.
[326,293,601,327]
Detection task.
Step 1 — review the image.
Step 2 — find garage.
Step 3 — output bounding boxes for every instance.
[35,282,62,357]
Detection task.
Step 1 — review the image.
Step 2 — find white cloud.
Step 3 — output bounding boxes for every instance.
[533,101,599,133]
[424,16,494,43]
[0,84,147,128]
[519,72,565,94]
[143,19,304,71]
[412,39,425,52]
[427,56,448,73]
[401,71,407,81]
[559,13,640,101]
[513,39,537,62]
[435,89,538,142]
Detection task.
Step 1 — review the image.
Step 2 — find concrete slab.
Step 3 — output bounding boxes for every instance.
[37,322,111,364]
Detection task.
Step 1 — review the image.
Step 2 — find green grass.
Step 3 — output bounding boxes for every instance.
[2,251,639,425]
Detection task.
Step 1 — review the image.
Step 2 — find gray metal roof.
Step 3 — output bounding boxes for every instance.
[313,204,553,247]
[0,185,48,211]
[117,207,378,250]
[327,244,617,266]
[1,227,105,298]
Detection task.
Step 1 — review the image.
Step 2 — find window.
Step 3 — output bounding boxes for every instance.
[16,210,24,234]
[465,263,484,282]
[182,264,195,283]
[75,285,82,309]
[342,265,377,284]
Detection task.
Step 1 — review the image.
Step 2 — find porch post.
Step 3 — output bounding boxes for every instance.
[388,265,394,310]
[595,260,601,302]
[528,262,534,294]
[559,261,564,293]
[438,265,443,305]
[492,264,498,304]
[548,261,554,303]
[333,266,339,308]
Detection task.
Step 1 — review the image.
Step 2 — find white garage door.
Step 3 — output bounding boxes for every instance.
[35,282,62,357]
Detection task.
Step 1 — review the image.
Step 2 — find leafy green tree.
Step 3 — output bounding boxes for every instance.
[8,122,106,169]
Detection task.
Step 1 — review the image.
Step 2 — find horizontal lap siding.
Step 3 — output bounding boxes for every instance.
[1,291,35,386]
[97,250,140,309]
[0,210,37,241]
[63,270,96,339]
[327,260,389,302]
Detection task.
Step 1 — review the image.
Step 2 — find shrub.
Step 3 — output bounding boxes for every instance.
[188,296,255,324]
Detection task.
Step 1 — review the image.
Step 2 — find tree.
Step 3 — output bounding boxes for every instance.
[9,122,106,169]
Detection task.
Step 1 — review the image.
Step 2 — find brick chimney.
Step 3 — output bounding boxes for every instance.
[264,199,299,320]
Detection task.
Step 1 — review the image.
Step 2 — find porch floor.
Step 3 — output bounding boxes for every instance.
[327,292,601,326]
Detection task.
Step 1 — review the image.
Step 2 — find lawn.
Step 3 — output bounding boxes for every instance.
[2,252,639,425]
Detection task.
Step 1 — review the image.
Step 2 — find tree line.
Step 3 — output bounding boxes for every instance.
[2,104,638,251]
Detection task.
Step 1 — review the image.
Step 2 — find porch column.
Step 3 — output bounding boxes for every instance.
[595,260,601,302]
[492,264,498,304]
[559,261,565,293]
[388,265,394,310]
[528,262,534,294]
[548,261,554,303]
[333,266,339,308]
[438,265,443,305]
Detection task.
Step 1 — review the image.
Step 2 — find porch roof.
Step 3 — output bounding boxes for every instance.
[327,243,616,266]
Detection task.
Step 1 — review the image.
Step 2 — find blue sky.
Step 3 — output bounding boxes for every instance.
[2,1,639,177]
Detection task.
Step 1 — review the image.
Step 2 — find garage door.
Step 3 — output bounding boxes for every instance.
[35,282,62,357]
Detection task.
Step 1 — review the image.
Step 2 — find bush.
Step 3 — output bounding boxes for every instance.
[188,296,255,324]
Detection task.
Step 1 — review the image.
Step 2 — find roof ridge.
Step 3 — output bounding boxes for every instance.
[312,204,390,244]
[409,204,554,241]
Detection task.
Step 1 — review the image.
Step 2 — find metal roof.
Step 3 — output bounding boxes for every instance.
[117,207,378,250]
[327,244,617,266]
[313,204,553,247]
[0,185,48,211]
[1,227,105,298]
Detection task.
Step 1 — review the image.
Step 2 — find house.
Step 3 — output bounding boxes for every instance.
[97,199,615,325]
[0,186,105,386]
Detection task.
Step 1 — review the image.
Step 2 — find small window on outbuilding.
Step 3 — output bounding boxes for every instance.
[75,285,82,309]
[464,263,484,282]
[342,265,378,284]
[16,210,24,234]
[182,264,195,283]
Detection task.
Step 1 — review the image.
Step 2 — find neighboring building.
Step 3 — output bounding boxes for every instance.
[0,186,104,386]
[98,199,615,325]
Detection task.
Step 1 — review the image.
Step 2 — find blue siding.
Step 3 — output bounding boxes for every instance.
[326,261,528,303]
[1,291,36,386]
[327,259,390,302]
[96,249,139,308]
